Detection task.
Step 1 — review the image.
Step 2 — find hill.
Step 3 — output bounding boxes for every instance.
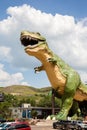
[0,85,51,97]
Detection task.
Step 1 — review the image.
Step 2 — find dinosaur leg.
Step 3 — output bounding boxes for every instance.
[56,72,80,120]
[68,100,81,119]
[56,94,74,120]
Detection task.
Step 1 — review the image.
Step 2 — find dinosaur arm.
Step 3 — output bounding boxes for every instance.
[34,65,44,73]
[48,57,57,64]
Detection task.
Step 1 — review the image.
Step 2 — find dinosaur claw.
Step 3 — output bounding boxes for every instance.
[34,67,38,73]
[34,67,39,73]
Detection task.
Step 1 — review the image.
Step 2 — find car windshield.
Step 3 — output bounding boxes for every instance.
[3,124,11,128]
[0,123,5,127]
[0,122,14,129]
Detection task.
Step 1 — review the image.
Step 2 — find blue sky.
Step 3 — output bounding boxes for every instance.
[0,0,87,88]
[1,0,87,19]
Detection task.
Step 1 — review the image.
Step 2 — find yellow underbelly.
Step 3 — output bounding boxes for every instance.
[45,63,66,95]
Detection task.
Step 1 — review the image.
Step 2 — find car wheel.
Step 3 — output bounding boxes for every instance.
[53,125,57,129]
[78,126,82,130]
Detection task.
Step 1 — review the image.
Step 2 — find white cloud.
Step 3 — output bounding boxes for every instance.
[0,46,12,62]
[0,64,10,80]
[78,71,87,83]
[0,4,87,86]
[0,63,29,87]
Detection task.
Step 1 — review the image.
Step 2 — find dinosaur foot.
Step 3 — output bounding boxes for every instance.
[56,111,68,120]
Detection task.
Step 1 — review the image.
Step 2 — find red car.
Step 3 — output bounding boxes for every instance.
[6,121,31,130]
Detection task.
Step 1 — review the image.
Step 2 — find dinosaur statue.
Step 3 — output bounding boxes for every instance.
[20,30,87,120]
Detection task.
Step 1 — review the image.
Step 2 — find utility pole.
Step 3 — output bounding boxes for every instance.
[52,89,55,115]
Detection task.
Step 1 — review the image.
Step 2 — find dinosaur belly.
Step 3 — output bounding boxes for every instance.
[45,64,66,95]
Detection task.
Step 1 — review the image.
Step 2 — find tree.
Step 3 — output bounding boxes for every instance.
[37,95,61,108]
[18,97,36,107]
[4,94,19,107]
[0,94,18,119]
[31,110,38,118]
[0,101,11,118]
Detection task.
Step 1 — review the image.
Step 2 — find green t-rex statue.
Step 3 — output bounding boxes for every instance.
[20,30,87,120]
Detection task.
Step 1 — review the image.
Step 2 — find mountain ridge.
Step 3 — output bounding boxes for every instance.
[0,85,51,96]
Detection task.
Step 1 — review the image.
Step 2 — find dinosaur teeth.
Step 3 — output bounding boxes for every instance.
[21,35,38,42]
[20,35,39,46]
[26,36,29,39]
[29,37,31,40]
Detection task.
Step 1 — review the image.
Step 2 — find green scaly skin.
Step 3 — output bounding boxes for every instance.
[20,30,87,120]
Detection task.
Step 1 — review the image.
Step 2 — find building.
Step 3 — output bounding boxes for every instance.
[11,103,60,119]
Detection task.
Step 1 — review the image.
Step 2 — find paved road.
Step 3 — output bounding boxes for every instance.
[30,119,56,130]
[31,125,55,130]
[30,120,56,130]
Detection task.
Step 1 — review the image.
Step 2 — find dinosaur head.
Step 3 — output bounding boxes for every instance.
[20,31,48,56]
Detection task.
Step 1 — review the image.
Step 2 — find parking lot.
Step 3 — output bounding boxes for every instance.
[31,125,55,130]
[31,119,87,130]
[31,120,55,130]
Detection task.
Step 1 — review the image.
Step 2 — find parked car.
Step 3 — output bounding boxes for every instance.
[53,120,75,129]
[6,121,31,130]
[53,120,82,129]
[77,121,87,130]
[0,123,5,129]
[53,120,64,129]
[0,122,14,130]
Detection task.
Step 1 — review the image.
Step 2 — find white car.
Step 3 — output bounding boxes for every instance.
[77,121,87,129]
[0,122,14,130]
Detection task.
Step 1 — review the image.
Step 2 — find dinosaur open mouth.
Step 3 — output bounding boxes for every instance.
[20,35,39,47]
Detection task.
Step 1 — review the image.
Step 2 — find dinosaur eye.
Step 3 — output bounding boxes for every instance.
[36,32,41,35]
